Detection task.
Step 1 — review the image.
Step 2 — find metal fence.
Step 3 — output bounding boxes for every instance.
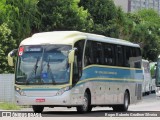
[0,74,14,103]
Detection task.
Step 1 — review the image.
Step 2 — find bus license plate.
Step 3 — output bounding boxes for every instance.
[36,98,45,102]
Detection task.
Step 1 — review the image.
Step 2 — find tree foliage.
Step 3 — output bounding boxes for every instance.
[0,0,40,73]
[79,0,119,36]
[129,9,160,61]
[5,0,41,44]
[37,0,93,32]
[0,23,16,73]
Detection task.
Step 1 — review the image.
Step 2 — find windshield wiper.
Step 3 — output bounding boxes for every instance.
[26,57,40,84]
[47,57,56,84]
[34,57,40,75]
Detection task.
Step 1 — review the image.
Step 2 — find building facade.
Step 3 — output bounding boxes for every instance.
[113,0,129,12]
[113,0,160,14]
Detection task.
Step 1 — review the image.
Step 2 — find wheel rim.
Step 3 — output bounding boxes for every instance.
[82,94,88,111]
[124,93,129,108]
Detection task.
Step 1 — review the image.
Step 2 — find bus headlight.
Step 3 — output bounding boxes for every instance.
[56,86,70,96]
[15,87,26,96]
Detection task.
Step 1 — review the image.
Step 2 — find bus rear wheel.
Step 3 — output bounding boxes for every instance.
[112,91,129,112]
[76,92,92,113]
[32,105,44,113]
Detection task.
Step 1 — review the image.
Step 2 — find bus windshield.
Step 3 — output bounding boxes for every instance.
[16,45,71,85]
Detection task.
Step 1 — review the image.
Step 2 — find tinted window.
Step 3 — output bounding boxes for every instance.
[94,42,104,64]
[74,40,85,78]
[104,44,115,66]
[116,45,124,66]
[84,40,93,66]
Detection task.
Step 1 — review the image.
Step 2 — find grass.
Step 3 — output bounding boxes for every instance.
[0,102,21,110]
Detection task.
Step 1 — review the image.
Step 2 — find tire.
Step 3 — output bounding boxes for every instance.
[77,92,92,113]
[112,91,129,112]
[32,105,44,113]
[146,91,150,95]
[88,106,93,112]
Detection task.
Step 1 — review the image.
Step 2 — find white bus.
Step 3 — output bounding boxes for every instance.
[155,56,160,97]
[8,31,143,113]
[149,62,156,93]
[142,59,152,95]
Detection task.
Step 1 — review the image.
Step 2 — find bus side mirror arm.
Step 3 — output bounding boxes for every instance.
[8,49,17,66]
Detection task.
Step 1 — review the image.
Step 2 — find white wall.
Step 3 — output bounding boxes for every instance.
[0,74,15,103]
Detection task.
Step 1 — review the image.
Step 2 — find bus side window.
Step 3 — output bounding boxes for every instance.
[116,45,124,66]
[96,42,104,65]
[84,40,93,67]
[136,48,141,68]
[104,44,114,66]
[125,46,131,67]
[131,47,137,57]
[129,47,141,68]
[74,40,85,79]
[133,47,141,68]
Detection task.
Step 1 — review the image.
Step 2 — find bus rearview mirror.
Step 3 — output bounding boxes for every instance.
[68,48,77,63]
[8,49,17,66]
[68,50,75,64]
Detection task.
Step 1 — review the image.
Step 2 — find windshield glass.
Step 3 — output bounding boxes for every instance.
[16,45,71,85]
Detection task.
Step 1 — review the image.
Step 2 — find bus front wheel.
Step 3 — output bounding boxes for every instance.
[32,105,44,113]
[76,92,92,113]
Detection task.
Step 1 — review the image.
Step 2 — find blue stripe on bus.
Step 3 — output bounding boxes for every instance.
[76,78,142,87]
[77,65,143,86]
[80,66,143,80]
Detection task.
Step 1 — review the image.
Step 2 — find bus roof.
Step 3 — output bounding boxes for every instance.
[20,31,140,47]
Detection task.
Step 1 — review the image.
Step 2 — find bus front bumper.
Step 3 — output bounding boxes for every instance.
[15,91,82,106]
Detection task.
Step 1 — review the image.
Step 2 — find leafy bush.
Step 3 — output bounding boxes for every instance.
[0,23,16,73]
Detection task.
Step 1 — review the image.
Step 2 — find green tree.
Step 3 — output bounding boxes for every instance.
[79,0,124,37]
[0,23,16,73]
[37,0,93,32]
[136,9,160,26]
[5,0,41,44]
[0,0,7,24]
[129,9,160,61]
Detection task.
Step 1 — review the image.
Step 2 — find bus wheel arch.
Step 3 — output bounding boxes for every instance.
[113,89,130,112]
